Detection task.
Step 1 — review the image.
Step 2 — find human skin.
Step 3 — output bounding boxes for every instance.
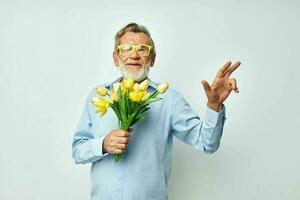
[102,128,132,154]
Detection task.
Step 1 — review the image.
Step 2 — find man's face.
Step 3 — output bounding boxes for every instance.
[113,32,155,82]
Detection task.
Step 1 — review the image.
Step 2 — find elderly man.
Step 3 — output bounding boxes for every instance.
[72,23,240,200]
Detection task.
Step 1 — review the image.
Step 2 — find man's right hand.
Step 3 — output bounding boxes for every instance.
[102,128,132,154]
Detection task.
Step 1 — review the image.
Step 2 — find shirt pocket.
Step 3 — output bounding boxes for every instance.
[90,108,119,138]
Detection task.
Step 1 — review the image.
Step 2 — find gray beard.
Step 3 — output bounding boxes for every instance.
[118,60,150,82]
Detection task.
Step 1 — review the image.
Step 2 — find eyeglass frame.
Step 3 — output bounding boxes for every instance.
[117,44,153,57]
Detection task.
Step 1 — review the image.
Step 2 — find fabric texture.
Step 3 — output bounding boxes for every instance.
[72,77,226,200]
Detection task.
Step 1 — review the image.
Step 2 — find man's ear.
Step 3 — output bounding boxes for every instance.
[150,53,156,67]
[113,51,119,67]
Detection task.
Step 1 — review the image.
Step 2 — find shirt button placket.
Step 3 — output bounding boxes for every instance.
[120,152,127,200]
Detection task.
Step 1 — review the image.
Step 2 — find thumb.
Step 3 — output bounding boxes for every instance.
[201,80,210,92]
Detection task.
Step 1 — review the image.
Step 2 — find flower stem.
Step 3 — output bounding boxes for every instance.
[114,120,129,162]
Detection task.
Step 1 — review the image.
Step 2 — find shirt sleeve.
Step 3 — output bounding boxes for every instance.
[171,93,226,154]
[72,90,109,164]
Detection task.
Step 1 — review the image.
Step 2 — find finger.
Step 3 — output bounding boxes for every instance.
[215,61,231,78]
[224,61,241,78]
[116,130,130,137]
[115,137,130,144]
[108,140,114,148]
[229,78,239,93]
[211,81,218,91]
[115,143,127,150]
[113,145,127,153]
[201,80,211,92]
[114,149,123,154]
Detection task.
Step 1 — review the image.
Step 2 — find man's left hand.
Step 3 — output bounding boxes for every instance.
[201,61,241,112]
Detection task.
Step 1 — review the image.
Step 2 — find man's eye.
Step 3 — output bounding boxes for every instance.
[122,45,132,51]
[138,46,147,51]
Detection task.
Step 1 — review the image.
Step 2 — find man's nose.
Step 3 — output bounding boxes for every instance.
[129,48,140,59]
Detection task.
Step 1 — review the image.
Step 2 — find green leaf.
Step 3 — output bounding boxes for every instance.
[131,114,145,125]
[145,97,162,104]
[111,102,121,120]
[141,107,150,113]
[119,104,126,125]
[133,104,148,116]
[125,92,132,117]
[115,154,121,162]
[120,92,127,119]
[117,85,122,97]
[149,90,159,99]
[129,101,136,111]
[127,113,136,127]
[135,115,145,124]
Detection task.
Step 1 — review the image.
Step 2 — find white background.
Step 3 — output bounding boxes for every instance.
[1,0,299,199]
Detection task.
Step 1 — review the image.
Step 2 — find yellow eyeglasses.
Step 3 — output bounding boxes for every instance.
[117,44,153,57]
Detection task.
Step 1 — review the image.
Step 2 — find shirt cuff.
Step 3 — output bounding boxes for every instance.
[91,136,109,157]
[204,104,226,126]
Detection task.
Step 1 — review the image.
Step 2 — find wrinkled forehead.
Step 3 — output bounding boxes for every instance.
[119,32,151,45]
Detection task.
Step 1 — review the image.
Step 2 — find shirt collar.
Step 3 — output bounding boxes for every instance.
[106,76,159,90]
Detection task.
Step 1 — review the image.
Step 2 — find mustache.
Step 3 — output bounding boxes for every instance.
[118,61,151,82]
[125,63,142,67]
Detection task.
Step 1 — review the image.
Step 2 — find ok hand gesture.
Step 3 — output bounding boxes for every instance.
[201,61,241,112]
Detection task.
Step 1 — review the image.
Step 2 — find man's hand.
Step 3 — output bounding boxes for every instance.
[201,61,241,112]
[102,128,132,154]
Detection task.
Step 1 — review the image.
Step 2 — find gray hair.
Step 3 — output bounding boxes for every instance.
[114,23,156,56]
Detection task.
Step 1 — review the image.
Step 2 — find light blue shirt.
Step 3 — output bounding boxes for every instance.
[72,77,226,200]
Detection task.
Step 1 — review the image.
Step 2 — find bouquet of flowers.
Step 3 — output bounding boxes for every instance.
[91,77,169,162]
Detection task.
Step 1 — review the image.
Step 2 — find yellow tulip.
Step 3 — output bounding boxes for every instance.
[95,107,108,117]
[113,82,121,93]
[91,97,110,117]
[96,86,108,96]
[91,97,100,103]
[109,91,119,102]
[129,90,145,102]
[121,85,128,95]
[157,83,169,94]
[122,77,134,90]
[133,83,139,91]
[138,79,149,91]
[141,92,151,101]
[91,97,110,109]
